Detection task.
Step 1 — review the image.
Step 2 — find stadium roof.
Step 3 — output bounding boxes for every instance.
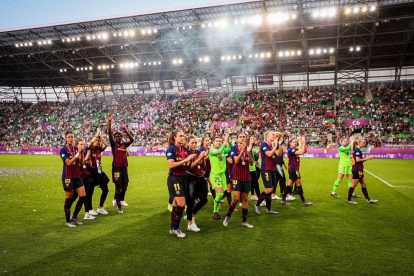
[1,0,414,100]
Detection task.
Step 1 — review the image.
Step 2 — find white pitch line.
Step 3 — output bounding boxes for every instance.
[365,169,414,188]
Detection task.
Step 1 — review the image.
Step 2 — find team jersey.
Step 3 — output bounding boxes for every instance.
[166,144,190,176]
[225,152,233,177]
[352,147,364,172]
[260,142,276,171]
[81,148,91,175]
[231,145,251,181]
[338,144,352,167]
[189,149,203,176]
[287,147,300,172]
[90,147,103,168]
[199,146,211,171]
[110,140,129,167]
[60,146,81,179]
[209,143,231,174]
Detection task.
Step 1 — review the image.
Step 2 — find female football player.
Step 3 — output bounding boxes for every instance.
[272,132,295,201]
[108,113,134,214]
[78,139,96,220]
[347,138,377,204]
[166,131,196,238]
[223,133,254,228]
[331,136,361,198]
[209,133,231,220]
[60,131,86,227]
[185,136,208,232]
[281,135,313,205]
[88,129,110,215]
[199,137,214,199]
[254,131,282,215]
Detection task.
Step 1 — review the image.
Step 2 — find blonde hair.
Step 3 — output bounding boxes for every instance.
[264,131,273,141]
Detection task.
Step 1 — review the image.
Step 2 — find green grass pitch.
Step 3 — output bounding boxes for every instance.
[1,155,414,275]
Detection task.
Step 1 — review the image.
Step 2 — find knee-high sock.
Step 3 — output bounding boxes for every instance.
[242,208,248,222]
[99,183,108,207]
[361,187,370,200]
[168,197,173,205]
[174,205,185,229]
[347,179,353,189]
[332,178,341,193]
[225,191,232,205]
[226,204,236,218]
[297,186,305,202]
[256,191,268,206]
[214,192,223,213]
[282,186,293,200]
[64,198,74,222]
[73,196,86,218]
[348,187,355,201]
[265,193,272,210]
[170,206,176,230]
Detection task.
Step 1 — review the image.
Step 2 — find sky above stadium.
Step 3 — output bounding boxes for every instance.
[0,0,225,30]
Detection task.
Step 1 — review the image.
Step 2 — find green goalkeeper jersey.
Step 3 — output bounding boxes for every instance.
[338,144,352,167]
[209,143,231,174]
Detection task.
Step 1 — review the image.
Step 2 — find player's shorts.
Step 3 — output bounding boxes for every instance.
[167,175,187,198]
[232,179,251,193]
[339,165,353,175]
[352,171,364,180]
[288,170,301,181]
[261,170,277,189]
[203,170,211,178]
[210,172,227,190]
[62,178,83,191]
[112,166,129,184]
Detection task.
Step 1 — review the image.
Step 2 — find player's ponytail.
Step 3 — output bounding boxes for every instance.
[168,130,181,147]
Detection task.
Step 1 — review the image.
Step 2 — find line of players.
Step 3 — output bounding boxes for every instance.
[60,113,133,227]
[166,130,313,238]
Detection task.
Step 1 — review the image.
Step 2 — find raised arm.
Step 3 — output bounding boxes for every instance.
[100,133,108,150]
[108,113,114,143]
[276,138,283,156]
[122,128,134,147]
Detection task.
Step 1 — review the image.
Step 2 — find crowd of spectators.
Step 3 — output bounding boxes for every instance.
[1,87,413,149]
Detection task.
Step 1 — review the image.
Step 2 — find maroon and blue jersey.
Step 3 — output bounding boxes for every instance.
[352,147,364,172]
[287,147,300,172]
[166,144,190,176]
[90,147,103,168]
[60,146,81,179]
[230,145,251,181]
[110,140,128,167]
[81,149,91,175]
[199,146,211,171]
[189,150,204,176]
[260,141,276,171]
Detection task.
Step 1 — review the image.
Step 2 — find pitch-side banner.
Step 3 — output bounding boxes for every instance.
[258,76,274,85]
[216,121,236,128]
[183,80,197,90]
[159,81,173,90]
[343,119,370,126]
[138,82,151,91]
[231,77,247,86]
[207,78,222,88]
[42,125,56,130]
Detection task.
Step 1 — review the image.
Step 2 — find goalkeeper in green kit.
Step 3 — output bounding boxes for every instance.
[331,136,361,198]
[210,132,231,220]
